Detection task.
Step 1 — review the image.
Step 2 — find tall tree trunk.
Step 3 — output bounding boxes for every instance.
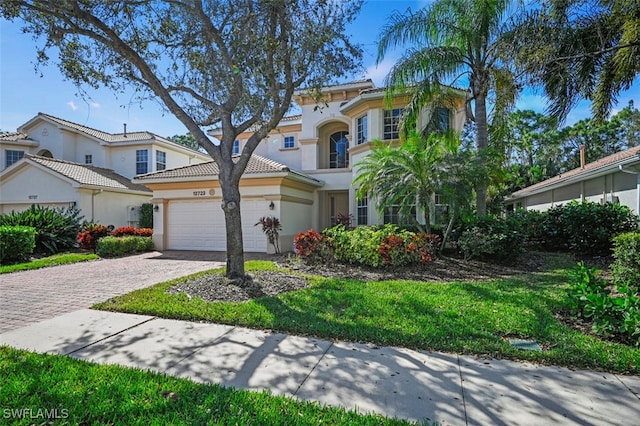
[475,93,489,217]
[219,174,245,279]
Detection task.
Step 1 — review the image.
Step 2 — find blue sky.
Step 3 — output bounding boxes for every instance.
[0,0,637,137]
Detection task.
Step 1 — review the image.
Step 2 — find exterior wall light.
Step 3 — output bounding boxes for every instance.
[269,201,275,210]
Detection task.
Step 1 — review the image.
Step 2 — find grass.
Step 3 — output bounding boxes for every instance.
[0,346,412,426]
[0,252,99,274]
[94,256,640,375]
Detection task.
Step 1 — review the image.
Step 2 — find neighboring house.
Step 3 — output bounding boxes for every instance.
[505,145,640,215]
[137,80,466,252]
[0,113,210,226]
[1,154,152,226]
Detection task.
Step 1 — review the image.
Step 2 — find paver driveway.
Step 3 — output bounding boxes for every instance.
[0,251,225,334]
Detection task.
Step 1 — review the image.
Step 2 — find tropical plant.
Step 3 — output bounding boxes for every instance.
[2,0,362,279]
[511,0,640,122]
[0,205,84,254]
[354,131,456,234]
[139,203,153,229]
[0,226,36,264]
[377,0,523,217]
[255,216,282,254]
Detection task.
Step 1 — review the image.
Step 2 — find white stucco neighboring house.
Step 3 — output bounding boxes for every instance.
[0,154,152,226]
[0,113,210,226]
[505,145,640,215]
[138,80,467,252]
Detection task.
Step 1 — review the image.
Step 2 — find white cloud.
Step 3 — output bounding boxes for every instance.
[364,57,397,86]
[90,101,101,108]
[66,101,78,111]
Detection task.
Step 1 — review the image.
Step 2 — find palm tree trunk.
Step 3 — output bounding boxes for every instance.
[475,93,489,217]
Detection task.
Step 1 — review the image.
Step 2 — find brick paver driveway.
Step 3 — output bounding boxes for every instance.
[0,251,227,334]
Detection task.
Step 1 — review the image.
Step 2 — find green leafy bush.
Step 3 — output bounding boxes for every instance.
[567,262,640,345]
[542,201,637,255]
[0,226,36,264]
[455,215,524,262]
[96,236,154,257]
[0,205,84,254]
[77,224,111,252]
[299,224,439,268]
[139,203,154,229]
[611,232,640,292]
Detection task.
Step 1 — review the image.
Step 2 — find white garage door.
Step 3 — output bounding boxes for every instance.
[166,199,267,252]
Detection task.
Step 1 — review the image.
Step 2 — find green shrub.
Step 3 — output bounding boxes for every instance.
[455,215,524,262]
[0,226,36,264]
[610,232,640,293]
[97,236,154,257]
[542,201,637,255]
[319,224,439,268]
[139,203,154,229]
[568,262,640,345]
[77,224,111,252]
[0,205,84,254]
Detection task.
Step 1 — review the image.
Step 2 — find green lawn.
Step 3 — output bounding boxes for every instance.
[0,346,411,426]
[0,252,99,274]
[94,256,640,374]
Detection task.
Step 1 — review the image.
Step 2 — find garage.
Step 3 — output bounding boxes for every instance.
[166,199,266,252]
[134,156,323,253]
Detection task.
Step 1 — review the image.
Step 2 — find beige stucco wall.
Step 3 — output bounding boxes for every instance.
[0,165,77,205]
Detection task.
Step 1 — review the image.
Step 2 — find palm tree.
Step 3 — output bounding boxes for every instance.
[377,0,521,217]
[353,131,457,234]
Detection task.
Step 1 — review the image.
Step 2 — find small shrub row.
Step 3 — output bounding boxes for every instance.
[0,205,84,255]
[0,226,36,264]
[610,232,640,291]
[97,236,154,257]
[78,224,154,252]
[567,262,640,346]
[111,226,153,237]
[508,201,638,255]
[294,224,439,268]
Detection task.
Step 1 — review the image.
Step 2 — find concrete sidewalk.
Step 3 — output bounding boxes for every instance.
[1,309,639,425]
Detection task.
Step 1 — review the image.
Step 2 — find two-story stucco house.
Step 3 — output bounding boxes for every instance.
[136,80,466,253]
[0,113,210,226]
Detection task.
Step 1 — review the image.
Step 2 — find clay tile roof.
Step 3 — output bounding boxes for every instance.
[0,132,31,141]
[510,145,640,197]
[38,113,155,143]
[25,154,151,192]
[135,154,319,183]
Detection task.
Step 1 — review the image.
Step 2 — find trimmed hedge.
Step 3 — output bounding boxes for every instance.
[0,205,83,254]
[0,226,36,264]
[96,236,154,257]
[295,224,439,268]
[455,215,524,262]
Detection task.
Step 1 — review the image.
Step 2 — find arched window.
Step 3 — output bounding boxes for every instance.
[329,131,349,168]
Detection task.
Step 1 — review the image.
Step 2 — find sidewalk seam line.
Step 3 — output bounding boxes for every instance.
[65,316,157,356]
[293,341,334,397]
[457,354,469,426]
[614,373,640,401]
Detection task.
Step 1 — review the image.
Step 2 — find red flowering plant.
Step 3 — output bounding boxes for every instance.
[255,216,282,254]
[294,229,332,262]
[77,223,110,252]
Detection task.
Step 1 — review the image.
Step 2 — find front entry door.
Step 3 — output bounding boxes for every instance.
[328,191,349,227]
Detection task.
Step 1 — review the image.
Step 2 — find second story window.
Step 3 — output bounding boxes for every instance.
[329,131,349,168]
[85,154,93,165]
[356,114,368,145]
[136,149,148,175]
[283,136,295,149]
[5,150,24,168]
[383,108,403,140]
[156,150,166,171]
[435,107,450,132]
[233,140,240,155]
